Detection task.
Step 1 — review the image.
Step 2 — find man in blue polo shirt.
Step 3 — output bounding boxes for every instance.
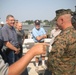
[32,20,47,71]
[32,20,47,43]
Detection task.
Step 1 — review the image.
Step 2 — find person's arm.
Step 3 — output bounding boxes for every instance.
[8,43,48,75]
[5,41,20,54]
[22,31,25,44]
[36,28,47,41]
[0,55,8,75]
[33,28,47,41]
[36,34,47,41]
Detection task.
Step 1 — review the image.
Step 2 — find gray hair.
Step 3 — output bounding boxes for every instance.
[6,15,14,20]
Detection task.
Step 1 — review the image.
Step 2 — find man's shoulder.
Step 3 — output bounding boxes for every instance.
[1,25,7,31]
[32,27,36,31]
[64,27,76,36]
[21,30,25,34]
[21,29,24,32]
[2,24,8,29]
[56,27,76,41]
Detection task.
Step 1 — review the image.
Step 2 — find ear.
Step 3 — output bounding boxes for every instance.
[60,18,64,24]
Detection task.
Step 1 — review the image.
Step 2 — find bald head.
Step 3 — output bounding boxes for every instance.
[16,22,22,31]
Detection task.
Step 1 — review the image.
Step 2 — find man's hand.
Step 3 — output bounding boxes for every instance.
[15,48,20,54]
[30,43,49,56]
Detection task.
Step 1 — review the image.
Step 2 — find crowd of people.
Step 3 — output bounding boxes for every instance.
[0,8,76,75]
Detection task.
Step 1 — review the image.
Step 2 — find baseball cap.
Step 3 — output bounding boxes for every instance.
[35,20,40,25]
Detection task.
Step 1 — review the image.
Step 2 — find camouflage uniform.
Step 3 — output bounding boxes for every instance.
[47,26,76,75]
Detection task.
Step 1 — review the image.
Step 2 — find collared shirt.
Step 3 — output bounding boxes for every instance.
[47,26,76,75]
[0,55,8,75]
[32,27,46,42]
[1,24,18,47]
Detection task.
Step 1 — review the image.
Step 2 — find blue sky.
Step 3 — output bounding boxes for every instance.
[0,0,76,23]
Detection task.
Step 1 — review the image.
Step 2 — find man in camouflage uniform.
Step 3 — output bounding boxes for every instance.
[47,9,76,75]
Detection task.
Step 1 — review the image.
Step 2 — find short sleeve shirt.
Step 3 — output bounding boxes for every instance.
[1,24,18,47]
[32,27,46,42]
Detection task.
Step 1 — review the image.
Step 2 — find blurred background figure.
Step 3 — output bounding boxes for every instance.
[28,30,32,39]
[14,20,18,29]
[16,22,28,75]
[49,25,61,52]
[0,21,4,28]
[50,25,61,39]
[16,22,25,58]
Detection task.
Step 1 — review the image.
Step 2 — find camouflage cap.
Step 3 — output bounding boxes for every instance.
[55,9,72,20]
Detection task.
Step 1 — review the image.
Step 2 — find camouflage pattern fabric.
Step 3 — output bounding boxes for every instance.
[47,26,76,75]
